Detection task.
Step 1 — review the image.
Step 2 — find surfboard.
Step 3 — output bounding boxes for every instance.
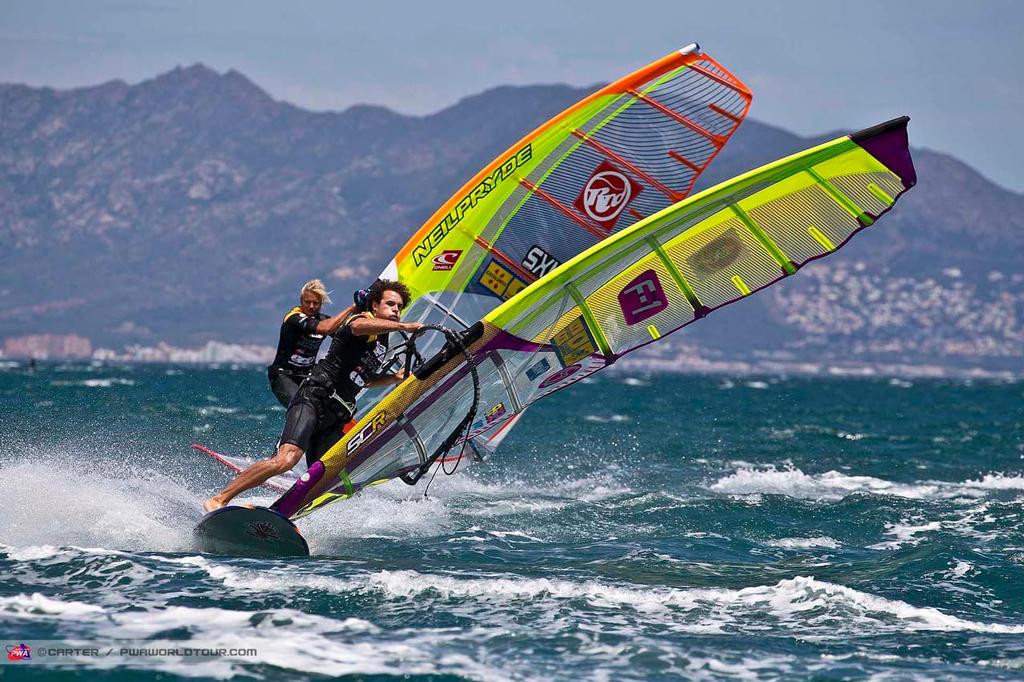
[193,506,309,558]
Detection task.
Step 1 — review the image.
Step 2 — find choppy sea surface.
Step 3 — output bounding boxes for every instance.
[1,361,1022,680]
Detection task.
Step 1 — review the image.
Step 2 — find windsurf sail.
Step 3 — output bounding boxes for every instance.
[273,116,917,519]
[357,44,752,441]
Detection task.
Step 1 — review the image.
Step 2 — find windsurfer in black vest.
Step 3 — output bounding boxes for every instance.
[268,279,355,407]
[203,279,421,512]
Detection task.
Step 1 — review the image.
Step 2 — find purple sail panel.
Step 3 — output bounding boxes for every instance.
[850,116,916,189]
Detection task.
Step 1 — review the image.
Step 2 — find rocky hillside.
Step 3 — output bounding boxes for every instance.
[1,65,1020,370]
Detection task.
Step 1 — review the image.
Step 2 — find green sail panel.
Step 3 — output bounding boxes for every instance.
[274,117,914,520]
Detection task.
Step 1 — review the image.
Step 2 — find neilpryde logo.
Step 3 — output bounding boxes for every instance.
[6,643,31,661]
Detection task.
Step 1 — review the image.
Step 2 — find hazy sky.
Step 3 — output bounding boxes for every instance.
[3,0,1021,191]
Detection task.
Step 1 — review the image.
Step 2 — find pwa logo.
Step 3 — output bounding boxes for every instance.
[574,161,642,229]
[6,643,31,661]
[346,411,389,453]
[431,250,462,271]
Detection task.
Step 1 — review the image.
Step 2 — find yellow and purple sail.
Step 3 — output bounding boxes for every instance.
[273,116,917,519]
[356,43,753,448]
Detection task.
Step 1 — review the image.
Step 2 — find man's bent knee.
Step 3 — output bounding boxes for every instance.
[272,443,304,472]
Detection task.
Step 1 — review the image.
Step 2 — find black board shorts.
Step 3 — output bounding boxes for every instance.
[279,381,354,467]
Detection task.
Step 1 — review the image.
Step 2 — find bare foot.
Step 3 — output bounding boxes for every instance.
[202,497,225,513]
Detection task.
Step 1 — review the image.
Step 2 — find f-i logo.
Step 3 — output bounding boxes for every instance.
[618,269,668,325]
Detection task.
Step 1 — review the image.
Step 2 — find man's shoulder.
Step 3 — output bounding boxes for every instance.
[342,311,374,328]
[283,306,304,323]
[344,313,382,343]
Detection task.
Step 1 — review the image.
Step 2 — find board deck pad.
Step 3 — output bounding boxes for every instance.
[193,506,310,558]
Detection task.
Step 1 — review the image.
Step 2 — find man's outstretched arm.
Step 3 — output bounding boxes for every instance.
[349,317,423,336]
[315,303,357,335]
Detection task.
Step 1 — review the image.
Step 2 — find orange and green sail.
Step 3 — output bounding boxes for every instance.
[356,43,753,440]
[383,44,750,306]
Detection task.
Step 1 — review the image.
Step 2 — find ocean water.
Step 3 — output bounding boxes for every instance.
[1,362,1022,680]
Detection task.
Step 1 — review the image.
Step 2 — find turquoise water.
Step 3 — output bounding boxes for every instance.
[1,362,1023,680]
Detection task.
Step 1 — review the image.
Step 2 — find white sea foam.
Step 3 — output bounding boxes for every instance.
[231,469,628,549]
[0,592,501,679]
[488,529,544,542]
[745,380,769,389]
[961,473,1024,490]
[710,466,1024,502]
[980,657,1024,671]
[4,567,1021,679]
[1,543,157,574]
[301,491,453,546]
[949,561,973,578]
[0,592,104,617]
[371,572,1024,636]
[461,498,569,519]
[869,520,943,550]
[765,537,842,550]
[168,555,364,594]
[710,466,936,500]
[584,414,631,423]
[50,377,136,388]
[196,405,239,416]
[0,457,195,551]
[3,544,67,561]
[423,469,627,506]
[166,563,1024,638]
[440,524,548,540]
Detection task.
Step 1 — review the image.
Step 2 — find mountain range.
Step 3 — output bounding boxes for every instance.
[1,65,1021,371]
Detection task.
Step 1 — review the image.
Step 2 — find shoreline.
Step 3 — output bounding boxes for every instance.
[2,357,1019,382]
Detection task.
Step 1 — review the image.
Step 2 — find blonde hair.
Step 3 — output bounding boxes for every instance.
[299,279,332,305]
